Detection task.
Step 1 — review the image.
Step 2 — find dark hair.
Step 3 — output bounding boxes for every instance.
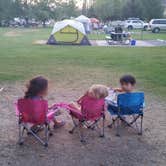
[120,75,136,85]
[25,76,48,98]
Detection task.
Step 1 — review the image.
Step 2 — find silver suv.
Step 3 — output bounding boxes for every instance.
[124,19,148,30]
[149,19,166,33]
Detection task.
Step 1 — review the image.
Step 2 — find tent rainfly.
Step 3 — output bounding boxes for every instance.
[47,20,91,45]
[75,15,91,34]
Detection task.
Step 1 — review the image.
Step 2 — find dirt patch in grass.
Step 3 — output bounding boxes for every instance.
[4,31,22,37]
[33,40,47,45]
[4,29,39,37]
[0,82,166,166]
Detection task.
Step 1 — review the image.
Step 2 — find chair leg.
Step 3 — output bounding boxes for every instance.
[69,125,77,134]
[18,123,24,145]
[133,116,139,131]
[18,123,50,147]
[119,115,143,135]
[108,117,118,128]
[132,115,141,135]
[100,116,105,137]
[44,125,49,147]
[138,115,143,135]
[48,125,53,136]
[78,122,86,143]
[69,116,78,134]
[28,128,47,146]
[116,117,120,137]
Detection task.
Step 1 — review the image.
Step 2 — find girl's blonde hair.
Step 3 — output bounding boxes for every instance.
[88,84,108,99]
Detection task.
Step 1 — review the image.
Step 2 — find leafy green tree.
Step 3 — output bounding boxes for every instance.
[87,6,96,17]
[94,0,123,21]
[122,0,143,19]
[0,0,164,26]
[112,0,122,20]
[54,0,78,20]
[11,0,24,18]
[0,0,13,25]
[94,0,164,21]
[33,1,50,27]
[141,0,164,20]
[94,0,114,21]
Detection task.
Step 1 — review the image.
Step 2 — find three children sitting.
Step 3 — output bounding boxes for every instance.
[22,74,137,129]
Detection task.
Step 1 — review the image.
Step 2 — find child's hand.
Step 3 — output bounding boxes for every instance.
[108,86,112,90]
[113,88,123,92]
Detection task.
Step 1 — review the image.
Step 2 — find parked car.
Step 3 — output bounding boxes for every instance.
[111,20,124,27]
[28,19,39,27]
[124,19,149,30]
[14,17,26,27]
[127,17,140,20]
[9,20,19,27]
[149,19,166,33]
[0,20,9,27]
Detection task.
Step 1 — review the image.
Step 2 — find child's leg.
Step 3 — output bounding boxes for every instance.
[47,110,65,129]
[53,118,65,129]
[69,102,81,112]
[53,102,81,128]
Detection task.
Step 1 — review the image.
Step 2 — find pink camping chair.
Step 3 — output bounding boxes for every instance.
[67,95,106,142]
[15,98,57,147]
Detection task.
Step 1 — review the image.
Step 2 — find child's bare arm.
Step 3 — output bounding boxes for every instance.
[113,87,124,92]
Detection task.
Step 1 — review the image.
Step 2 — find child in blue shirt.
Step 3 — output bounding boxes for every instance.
[106,75,136,106]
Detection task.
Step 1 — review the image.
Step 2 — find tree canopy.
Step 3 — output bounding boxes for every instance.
[0,0,165,26]
[0,0,79,26]
[93,0,164,21]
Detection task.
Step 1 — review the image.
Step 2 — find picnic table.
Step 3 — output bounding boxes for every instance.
[105,31,131,45]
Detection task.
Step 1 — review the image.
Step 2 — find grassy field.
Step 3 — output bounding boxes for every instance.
[0,28,166,98]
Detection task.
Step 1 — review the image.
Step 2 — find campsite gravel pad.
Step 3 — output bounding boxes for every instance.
[90,40,166,47]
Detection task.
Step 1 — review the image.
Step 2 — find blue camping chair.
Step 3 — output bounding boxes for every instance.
[107,92,144,136]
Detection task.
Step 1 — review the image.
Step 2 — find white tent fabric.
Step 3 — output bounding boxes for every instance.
[75,15,91,33]
[75,15,91,23]
[51,19,86,35]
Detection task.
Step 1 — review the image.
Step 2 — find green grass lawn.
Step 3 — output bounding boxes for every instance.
[0,28,166,98]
